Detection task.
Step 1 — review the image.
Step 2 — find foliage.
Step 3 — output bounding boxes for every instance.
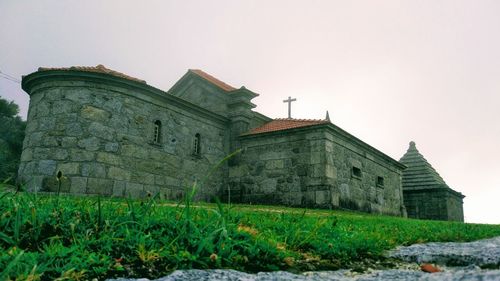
[0,97,26,183]
[1,189,500,280]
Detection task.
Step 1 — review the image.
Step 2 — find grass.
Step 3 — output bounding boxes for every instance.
[1,187,500,281]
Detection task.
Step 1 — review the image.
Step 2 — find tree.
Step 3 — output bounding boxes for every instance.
[0,97,26,182]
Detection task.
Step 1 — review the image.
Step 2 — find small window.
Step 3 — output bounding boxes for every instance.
[153,120,162,144]
[377,176,384,187]
[352,166,362,178]
[193,133,201,155]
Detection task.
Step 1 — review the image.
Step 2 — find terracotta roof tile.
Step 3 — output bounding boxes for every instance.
[245,118,330,135]
[189,69,237,91]
[38,64,147,84]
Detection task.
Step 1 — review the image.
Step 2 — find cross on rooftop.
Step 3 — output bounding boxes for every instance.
[283,96,297,118]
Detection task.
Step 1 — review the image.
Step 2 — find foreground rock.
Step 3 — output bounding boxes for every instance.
[108,236,500,281]
[389,236,500,267]
[109,268,500,281]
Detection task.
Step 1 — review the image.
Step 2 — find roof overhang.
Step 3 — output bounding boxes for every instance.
[22,68,230,125]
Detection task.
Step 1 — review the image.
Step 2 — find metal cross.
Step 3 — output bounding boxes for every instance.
[283,96,297,118]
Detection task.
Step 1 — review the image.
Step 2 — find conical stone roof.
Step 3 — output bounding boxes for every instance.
[399,141,449,190]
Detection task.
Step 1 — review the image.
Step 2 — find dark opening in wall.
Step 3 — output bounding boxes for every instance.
[352,166,362,178]
[153,120,162,144]
[377,176,384,187]
[193,133,201,155]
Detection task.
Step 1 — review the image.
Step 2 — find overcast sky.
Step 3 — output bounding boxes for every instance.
[1,0,499,224]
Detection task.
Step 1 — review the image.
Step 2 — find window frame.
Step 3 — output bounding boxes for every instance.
[351,166,362,179]
[152,120,162,145]
[376,176,385,187]
[193,133,201,156]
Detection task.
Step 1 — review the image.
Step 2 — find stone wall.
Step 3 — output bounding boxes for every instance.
[18,74,229,200]
[403,189,464,221]
[226,129,325,207]
[227,126,405,216]
[324,129,405,216]
[446,191,465,221]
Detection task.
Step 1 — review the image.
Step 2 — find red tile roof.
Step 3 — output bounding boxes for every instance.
[38,64,147,84]
[245,118,330,135]
[189,69,237,91]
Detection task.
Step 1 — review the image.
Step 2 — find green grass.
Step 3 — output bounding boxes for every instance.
[1,188,500,281]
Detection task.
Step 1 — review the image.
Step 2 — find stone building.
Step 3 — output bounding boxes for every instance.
[17,65,462,219]
[228,119,406,216]
[400,142,465,221]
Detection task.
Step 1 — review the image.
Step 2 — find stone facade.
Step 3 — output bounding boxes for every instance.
[399,142,465,221]
[18,67,240,200]
[17,65,462,219]
[227,123,405,216]
[403,189,464,221]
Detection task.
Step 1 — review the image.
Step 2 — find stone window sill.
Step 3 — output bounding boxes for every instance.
[351,175,362,180]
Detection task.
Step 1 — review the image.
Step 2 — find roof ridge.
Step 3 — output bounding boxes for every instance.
[244,118,329,135]
[189,69,237,91]
[38,64,146,84]
[273,118,329,122]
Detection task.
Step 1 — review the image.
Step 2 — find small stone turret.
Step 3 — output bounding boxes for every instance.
[400,141,465,221]
[227,86,259,158]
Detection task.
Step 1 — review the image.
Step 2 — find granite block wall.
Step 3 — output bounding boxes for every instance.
[227,127,405,216]
[18,78,229,200]
[404,189,464,221]
[226,129,328,207]
[446,192,465,221]
[324,131,405,216]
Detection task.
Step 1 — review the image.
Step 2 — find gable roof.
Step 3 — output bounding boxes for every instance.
[399,141,452,191]
[189,69,237,91]
[37,64,146,84]
[244,118,330,135]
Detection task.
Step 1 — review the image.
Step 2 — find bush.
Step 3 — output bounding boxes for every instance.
[0,98,26,183]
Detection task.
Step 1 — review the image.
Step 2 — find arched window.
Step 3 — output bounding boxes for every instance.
[193,133,201,155]
[153,120,162,144]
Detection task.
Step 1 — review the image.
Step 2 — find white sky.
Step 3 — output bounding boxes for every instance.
[1,0,499,224]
